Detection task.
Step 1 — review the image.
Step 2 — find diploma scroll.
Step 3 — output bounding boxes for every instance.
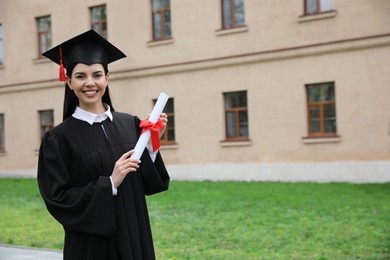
[130,92,169,160]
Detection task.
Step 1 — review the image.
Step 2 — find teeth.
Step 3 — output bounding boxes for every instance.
[84,91,97,94]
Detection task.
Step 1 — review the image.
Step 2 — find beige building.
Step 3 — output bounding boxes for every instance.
[0,0,390,181]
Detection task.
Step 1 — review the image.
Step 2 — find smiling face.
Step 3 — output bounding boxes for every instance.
[67,63,109,114]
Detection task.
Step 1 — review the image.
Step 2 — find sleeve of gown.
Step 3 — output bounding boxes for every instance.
[135,117,170,195]
[37,131,116,236]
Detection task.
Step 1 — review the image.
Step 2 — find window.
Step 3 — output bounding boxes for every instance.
[39,110,54,139]
[90,5,107,39]
[151,0,172,41]
[155,98,175,144]
[222,0,245,29]
[0,114,4,151]
[0,24,3,64]
[224,91,249,140]
[306,82,337,137]
[304,0,333,15]
[37,16,52,58]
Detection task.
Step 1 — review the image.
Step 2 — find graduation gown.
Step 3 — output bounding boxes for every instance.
[37,111,170,260]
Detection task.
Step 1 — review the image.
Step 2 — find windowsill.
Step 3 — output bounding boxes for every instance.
[302,136,341,144]
[298,10,337,23]
[160,143,178,150]
[220,139,252,147]
[147,38,174,48]
[216,25,248,36]
[33,58,50,64]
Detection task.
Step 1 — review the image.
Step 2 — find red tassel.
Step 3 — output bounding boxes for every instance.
[59,46,66,81]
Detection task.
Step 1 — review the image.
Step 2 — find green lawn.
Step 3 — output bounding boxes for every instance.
[0,179,389,259]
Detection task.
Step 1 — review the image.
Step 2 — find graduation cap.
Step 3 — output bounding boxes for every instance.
[42,30,126,81]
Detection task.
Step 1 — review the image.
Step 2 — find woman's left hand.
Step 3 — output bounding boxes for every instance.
[159,113,168,137]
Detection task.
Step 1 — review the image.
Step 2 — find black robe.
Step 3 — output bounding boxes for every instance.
[37,112,170,260]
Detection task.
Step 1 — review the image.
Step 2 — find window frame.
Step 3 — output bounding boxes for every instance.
[39,110,54,139]
[154,97,176,144]
[36,16,52,58]
[221,0,246,30]
[151,0,172,41]
[0,114,4,152]
[223,91,249,141]
[305,82,338,138]
[303,0,333,16]
[90,4,108,39]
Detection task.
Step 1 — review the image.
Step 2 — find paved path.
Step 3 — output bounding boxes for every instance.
[0,245,62,260]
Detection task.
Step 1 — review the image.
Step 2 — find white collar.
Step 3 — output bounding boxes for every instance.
[72,104,113,125]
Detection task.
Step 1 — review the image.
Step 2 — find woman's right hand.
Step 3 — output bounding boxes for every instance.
[111,150,141,188]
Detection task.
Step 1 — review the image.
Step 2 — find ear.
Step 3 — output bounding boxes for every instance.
[106,72,110,82]
[66,77,73,90]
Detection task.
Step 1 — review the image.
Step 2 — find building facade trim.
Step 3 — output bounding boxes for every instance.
[1,33,389,89]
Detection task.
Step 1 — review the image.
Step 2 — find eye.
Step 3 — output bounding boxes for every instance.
[74,74,85,79]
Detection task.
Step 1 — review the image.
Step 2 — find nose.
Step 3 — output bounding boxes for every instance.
[85,76,95,87]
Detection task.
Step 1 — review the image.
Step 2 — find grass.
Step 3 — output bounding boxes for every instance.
[0,179,389,259]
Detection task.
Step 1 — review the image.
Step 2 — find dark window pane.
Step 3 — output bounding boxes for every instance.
[235,0,245,26]
[239,110,248,136]
[161,0,170,8]
[47,31,52,47]
[39,34,47,54]
[225,91,247,109]
[40,110,54,138]
[38,17,50,31]
[153,13,162,39]
[324,119,336,133]
[102,23,108,39]
[164,98,174,113]
[167,128,175,141]
[324,104,335,118]
[306,0,318,14]
[310,120,321,133]
[324,104,337,133]
[37,16,52,54]
[164,11,171,37]
[92,24,100,33]
[226,112,237,137]
[40,111,53,125]
[308,83,335,102]
[91,5,107,38]
[309,106,320,120]
[238,92,247,107]
[223,0,233,28]
[309,106,321,133]
[153,0,160,10]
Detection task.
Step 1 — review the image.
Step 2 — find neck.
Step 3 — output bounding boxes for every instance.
[79,102,106,114]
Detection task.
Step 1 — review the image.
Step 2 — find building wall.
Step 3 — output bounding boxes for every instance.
[0,0,389,172]
[111,41,390,164]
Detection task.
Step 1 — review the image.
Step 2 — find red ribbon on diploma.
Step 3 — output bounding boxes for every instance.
[140,119,164,152]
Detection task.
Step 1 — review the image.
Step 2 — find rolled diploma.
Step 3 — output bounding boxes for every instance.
[130,92,169,160]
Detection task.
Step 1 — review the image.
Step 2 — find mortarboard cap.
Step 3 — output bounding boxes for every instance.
[42,30,126,81]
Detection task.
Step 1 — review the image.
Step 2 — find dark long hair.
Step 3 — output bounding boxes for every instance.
[62,63,115,121]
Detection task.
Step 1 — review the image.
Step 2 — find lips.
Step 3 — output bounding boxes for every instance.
[83,90,99,96]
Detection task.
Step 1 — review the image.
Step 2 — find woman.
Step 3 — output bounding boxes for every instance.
[37,30,170,260]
